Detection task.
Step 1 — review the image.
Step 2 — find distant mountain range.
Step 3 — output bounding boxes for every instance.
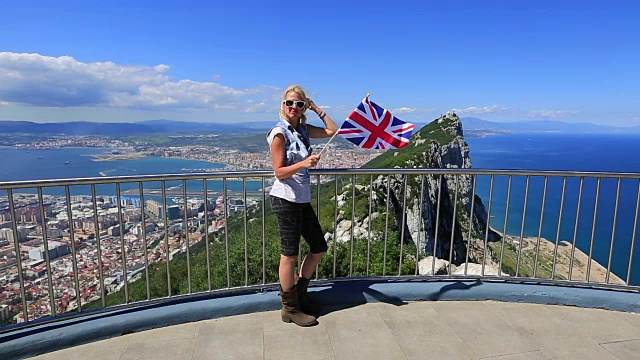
[0,118,638,136]
[460,117,640,134]
[0,119,272,136]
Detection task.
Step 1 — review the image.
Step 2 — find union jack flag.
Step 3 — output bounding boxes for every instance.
[337,96,415,149]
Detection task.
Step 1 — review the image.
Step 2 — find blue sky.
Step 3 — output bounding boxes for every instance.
[0,0,638,125]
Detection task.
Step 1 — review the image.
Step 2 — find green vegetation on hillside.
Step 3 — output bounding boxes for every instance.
[86,178,417,309]
[364,116,458,169]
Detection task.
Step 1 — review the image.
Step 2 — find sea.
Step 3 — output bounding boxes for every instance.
[466,133,640,285]
[0,146,263,200]
[1,134,639,284]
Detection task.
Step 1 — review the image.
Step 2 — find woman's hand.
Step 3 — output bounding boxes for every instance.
[301,154,321,168]
[307,98,320,114]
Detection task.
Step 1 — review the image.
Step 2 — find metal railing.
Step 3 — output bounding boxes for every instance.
[0,168,639,333]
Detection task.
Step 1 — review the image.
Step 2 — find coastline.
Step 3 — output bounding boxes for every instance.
[86,152,147,162]
[487,227,624,284]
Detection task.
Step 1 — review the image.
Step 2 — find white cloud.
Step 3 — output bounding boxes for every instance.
[527,109,580,118]
[452,105,580,119]
[0,52,278,111]
[392,107,418,114]
[452,105,511,115]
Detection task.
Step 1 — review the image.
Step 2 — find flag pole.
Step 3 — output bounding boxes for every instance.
[317,131,339,157]
[317,93,370,158]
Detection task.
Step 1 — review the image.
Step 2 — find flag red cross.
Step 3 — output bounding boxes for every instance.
[348,102,407,148]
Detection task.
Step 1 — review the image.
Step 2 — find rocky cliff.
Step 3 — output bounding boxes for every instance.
[363,113,502,269]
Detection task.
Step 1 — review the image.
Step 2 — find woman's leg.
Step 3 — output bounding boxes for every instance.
[299,203,329,279]
[299,252,325,279]
[279,254,297,291]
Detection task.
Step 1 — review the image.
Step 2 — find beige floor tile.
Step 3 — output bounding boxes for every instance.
[375,300,438,320]
[46,334,132,360]
[323,305,406,360]
[263,309,298,332]
[544,305,640,343]
[193,312,264,360]
[431,301,538,359]
[489,303,618,360]
[480,350,549,359]
[119,338,197,360]
[611,311,640,331]
[601,339,640,360]
[264,324,335,360]
[384,314,476,360]
[129,321,202,343]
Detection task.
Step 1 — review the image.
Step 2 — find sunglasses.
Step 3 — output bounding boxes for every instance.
[283,100,306,109]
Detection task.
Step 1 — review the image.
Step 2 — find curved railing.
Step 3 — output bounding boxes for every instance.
[1,168,639,335]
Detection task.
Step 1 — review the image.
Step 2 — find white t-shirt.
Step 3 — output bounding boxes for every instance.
[267,118,312,203]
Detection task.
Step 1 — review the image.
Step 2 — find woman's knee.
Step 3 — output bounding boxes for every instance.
[280,254,297,266]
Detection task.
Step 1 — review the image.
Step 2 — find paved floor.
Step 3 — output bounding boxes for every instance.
[27,300,640,360]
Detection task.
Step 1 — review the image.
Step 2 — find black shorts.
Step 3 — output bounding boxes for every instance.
[270,196,328,256]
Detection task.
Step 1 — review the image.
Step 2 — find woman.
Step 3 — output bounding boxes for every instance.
[267,84,338,326]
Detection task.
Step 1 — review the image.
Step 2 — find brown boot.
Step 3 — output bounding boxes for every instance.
[295,275,323,316]
[280,285,317,326]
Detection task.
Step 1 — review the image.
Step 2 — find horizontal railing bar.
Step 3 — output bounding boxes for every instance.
[2,168,640,190]
[313,168,640,178]
[2,274,638,336]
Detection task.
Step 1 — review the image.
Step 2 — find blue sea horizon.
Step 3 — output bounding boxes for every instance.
[0,146,263,201]
[466,132,640,286]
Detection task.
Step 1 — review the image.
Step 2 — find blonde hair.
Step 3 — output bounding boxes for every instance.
[280,84,309,125]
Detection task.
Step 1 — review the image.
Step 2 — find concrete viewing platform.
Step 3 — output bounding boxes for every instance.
[23,296,640,359]
[1,280,637,359]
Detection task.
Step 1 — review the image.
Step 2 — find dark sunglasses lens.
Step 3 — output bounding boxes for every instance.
[285,100,294,107]
[295,101,305,108]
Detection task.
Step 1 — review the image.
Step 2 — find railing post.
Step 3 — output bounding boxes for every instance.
[139,182,151,300]
[182,180,191,294]
[38,187,57,317]
[91,184,106,307]
[432,175,443,276]
[533,177,548,278]
[64,186,82,312]
[115,183,129,303]
[161,180,171,297]
[498,176,512,277]
[383,175,390,277]
[516,176,530,278]
[482,175,494,276]
[587,178,601,282]
[448,175,459,275]
[552,177,567,280]
[606,178,622,284]
[350,174,356,277]
[627,179,640,286]
[568,177,584,281]
[417,174,426,276]
[367,174,374,276]
[7,189,28,323]
[203,179,212,291]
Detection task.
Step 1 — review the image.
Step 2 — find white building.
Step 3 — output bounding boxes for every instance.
[0,226,28,243]
[28,241,70,260]
[0,304,9,321]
